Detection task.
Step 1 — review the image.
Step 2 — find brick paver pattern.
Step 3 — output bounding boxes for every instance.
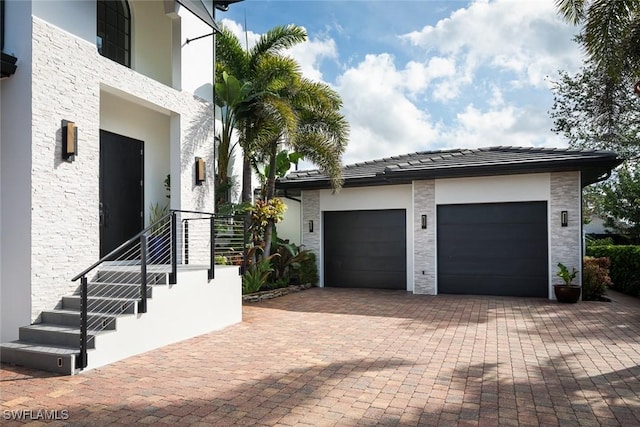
[1,289,639,426]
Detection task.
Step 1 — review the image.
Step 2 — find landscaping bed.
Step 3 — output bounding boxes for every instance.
[242,283,315,303]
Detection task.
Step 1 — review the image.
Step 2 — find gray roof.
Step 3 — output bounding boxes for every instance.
[276,146,622,190]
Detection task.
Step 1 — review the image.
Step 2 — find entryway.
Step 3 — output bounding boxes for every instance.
[99,130,144,258]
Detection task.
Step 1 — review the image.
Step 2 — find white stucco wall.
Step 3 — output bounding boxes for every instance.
[180,6,214,102]
[278,197,302,246]
[435,173,551,204]
[1,0,34,341]
[32,0,96,43]
[131,0,173,87]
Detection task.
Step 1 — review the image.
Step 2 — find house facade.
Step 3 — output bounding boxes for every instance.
[276,147,621,299]
[1,0,241,372]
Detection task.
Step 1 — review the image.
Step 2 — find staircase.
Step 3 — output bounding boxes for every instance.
[1,211,245,375]
[0,270,166,375]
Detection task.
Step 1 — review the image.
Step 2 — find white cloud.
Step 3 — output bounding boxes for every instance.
[335,54,441,164]
[439,103,567,149]
[287,37,338,82]
[401,0,582,95]
[221,0,582,169]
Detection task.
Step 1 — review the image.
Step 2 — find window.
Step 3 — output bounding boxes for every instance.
[97,0,130,67]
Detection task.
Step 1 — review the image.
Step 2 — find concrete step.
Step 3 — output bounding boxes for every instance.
[94,267,168,284]
[0,341,79,375]
[41,309,119,330]
[19,324,102,349]
[84,282,153,299]
[62,295,137,314]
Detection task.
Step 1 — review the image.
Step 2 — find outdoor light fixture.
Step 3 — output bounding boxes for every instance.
[308,220,314,233]
[421,214,428,229]
[62,120,77,161]
[561,210,568,227]
[195,157,205,185]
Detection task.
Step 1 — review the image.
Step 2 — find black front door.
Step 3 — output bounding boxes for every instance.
[99,130,144,258]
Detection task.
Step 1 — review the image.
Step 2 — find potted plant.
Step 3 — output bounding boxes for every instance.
[554,262,581,303]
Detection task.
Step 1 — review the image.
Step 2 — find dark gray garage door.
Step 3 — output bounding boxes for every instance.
[437,202,548,297]
[324,209,406,290]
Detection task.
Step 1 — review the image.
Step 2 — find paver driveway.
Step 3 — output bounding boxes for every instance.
[2,288,640,426]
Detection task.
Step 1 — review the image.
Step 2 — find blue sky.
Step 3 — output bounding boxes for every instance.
[217,0,585,166]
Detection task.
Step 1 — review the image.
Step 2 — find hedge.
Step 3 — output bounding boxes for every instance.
[586,245,640,297]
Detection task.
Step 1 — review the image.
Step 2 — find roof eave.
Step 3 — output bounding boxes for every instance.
[276,156,623,190]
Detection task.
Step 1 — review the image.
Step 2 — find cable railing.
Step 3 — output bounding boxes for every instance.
[70,210,246,370]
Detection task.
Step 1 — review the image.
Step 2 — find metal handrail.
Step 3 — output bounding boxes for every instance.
[71,209,240,371]
[71,213,173,282]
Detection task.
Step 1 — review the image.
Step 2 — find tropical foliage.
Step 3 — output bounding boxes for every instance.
[552,1,640,242]
[215,23,349,260]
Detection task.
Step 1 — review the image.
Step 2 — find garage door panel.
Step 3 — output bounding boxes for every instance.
[438,274,547,297]
[439,256,547,276]
[324,209,406,290]
[439,202,546,224]
[437,202,548,297]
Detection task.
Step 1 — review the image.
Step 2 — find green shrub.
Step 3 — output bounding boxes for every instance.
[242,257,274,295]
[270,240,307,286]
[582,257,612,301]
[214,255,228,265]
[586,245,640,297]
[298,252,319,286]
[586,236,614,247]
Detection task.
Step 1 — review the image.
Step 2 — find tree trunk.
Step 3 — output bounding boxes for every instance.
[241,154,252,203]
[262,142,279,258]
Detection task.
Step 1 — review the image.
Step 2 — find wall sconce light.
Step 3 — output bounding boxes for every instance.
[62,120,77,161]
[308,220,314,233]
[421,214,427,229]
[561,210,568,227]
[195,157,205,185]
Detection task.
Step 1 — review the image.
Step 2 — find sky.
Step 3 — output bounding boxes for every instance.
[216,0,586,167]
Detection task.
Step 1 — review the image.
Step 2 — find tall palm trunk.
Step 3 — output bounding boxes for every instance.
[262,141,279,258]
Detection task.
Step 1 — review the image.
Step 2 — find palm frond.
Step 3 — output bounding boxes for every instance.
[249,24,307,61]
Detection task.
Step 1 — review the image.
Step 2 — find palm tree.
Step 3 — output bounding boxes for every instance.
[216,23,349,258]
[215,24,307,203]
[556,0,640,92]
[214,71,255,208]
[258,77,349,253]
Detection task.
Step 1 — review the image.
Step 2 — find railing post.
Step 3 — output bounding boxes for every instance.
[242,214,248,275]
[184,220,189,265]
[139,234,147,313]
[79,276,88,369]
[169,212,177,284]
[209,215,215,280]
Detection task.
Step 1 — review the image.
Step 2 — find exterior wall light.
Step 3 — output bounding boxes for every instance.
[561,210,568,227]
[421,214,427,229]
[195,157,205,185]
[308,220,314,233]
[62,120,77,161]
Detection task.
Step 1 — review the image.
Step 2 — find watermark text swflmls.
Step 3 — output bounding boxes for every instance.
[3,409,69,421]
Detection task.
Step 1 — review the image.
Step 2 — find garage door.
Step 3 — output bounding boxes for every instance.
[437,202,548,297]
[324,210,406,290]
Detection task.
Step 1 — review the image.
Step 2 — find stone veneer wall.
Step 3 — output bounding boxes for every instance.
[412,180,436,294]
[29,18,214,320]
[301,190,321,283]
[550,171,582,288]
